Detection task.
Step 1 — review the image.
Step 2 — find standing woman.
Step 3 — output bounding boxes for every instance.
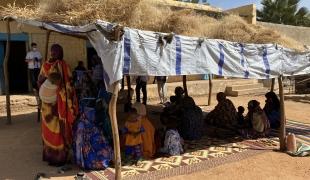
[38,44,78,166]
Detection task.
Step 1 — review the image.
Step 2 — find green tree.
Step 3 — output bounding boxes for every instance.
[257,0,310,26]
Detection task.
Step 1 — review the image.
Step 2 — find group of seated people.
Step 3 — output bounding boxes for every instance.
[205,91,281,138]
[73,79,281,170]
[119,86,204,164]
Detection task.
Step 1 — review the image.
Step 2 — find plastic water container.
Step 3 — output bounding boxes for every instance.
[286,133,297,153]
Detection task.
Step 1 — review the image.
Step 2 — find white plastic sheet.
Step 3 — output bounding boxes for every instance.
[13,18,310,87]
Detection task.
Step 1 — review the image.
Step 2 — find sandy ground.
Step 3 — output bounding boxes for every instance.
[0,94,309,180]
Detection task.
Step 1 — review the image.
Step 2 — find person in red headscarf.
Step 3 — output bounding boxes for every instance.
[37,44,78,166]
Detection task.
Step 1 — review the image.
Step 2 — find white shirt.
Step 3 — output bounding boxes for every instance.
[25,50,42,69]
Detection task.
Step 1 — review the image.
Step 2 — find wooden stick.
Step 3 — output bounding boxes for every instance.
[208,74,213,106]
[4,19,11,125]
[271,78,275,92]
[121,76,125,90]
[182,75,188,96]
[44,30,51,61]
[108,81,122,180]
[278,76,286,151]
[126,75,131,104]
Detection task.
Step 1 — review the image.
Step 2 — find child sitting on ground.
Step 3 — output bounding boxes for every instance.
[159,117,184,156]
[121,108,145,163]
[39,72,61,104]
[237,106,245,126]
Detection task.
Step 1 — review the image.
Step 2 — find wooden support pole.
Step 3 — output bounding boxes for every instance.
[182,75,188,97]
[126,75,131,104]
[4,19,11,125]
[208,74,213,106]
[278,76,286,151]
[121,76,125,90]
[271,78,275,92]
[108,81,122,180]
[44,30,51,61]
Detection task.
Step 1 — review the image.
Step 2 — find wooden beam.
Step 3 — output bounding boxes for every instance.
[108,81,122,180]
[44,30,51,61]
[182,75,188,96]
[4,19,11,125]
[271,78,275,92]
[208,74,213,106]
[278,76,286,151]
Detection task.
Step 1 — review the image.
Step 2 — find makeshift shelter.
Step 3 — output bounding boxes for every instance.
[1,1,310,180]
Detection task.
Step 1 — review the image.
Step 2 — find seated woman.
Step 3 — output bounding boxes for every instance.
[240,100,270,138]
[73,98,113,170]
[162,87,185,119]
[205,92,238,128]
[179,96,204,140]
[132,102,156,159]
[169,86,185,105]
[263,92,281,129]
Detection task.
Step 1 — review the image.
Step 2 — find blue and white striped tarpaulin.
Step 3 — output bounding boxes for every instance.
[13,18,310,87]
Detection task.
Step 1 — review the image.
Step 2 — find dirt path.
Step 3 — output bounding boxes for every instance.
[165,152,310,180]
[0,94,309,180]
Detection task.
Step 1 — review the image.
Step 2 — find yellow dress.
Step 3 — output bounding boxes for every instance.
[141,117,156,158]
[125,119,143,146]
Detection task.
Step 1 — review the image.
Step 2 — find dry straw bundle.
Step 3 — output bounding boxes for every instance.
[0,0,305,51]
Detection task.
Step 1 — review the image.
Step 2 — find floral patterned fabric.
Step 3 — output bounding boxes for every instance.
[160,129,183,156]
[73,106,113,170]
[38,60,78,166]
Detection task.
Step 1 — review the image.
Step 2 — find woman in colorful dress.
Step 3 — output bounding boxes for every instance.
[73,98,113,170]
[38,44,78,166]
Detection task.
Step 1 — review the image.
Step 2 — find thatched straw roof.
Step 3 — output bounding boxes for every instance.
[0,0,306,51]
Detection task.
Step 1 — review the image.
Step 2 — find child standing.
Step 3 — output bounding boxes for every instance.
[122,108,144,162]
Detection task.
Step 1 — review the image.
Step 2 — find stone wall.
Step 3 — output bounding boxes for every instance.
[226,4,256,24]
[258,22,310,46]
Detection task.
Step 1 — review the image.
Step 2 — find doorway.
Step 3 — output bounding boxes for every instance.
[7,41,28,94]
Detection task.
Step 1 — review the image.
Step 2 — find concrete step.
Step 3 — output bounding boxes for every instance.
[226,83,264,91]
[222,79,259,86]
[227,87,268,97]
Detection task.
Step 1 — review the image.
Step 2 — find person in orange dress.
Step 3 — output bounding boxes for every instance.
[132,102,156,159]
[121,107,144,162]
[37,44,78,166]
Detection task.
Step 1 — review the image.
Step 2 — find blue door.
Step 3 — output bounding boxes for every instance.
[0,42,4,94]
[0,33,28,94]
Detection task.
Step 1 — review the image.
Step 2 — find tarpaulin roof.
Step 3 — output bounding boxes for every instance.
[10,18,310,87]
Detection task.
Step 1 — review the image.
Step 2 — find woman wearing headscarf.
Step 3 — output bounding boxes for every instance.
[205,92,238,128]
[179,96,204,140]
[38,44,78,166]
[263,91,281,129]
[240,100,270,138]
